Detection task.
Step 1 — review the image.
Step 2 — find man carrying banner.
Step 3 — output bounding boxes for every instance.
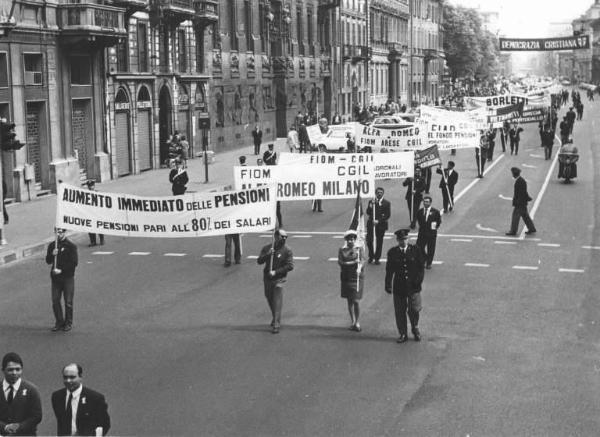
[257,229,294,334]
[385,229,426,343]
[45,228,78,332]
[403,168,426,229]
[509,123,524,155]
[436,161,458,213]
[366,187,391,265]
[415,196,442,270]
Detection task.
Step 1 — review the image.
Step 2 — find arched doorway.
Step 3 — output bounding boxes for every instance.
[114,88,132,176]
[137,86,153,171]
[159,85,172,166]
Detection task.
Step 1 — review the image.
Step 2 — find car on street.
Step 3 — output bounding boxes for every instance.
[312,124,356,152]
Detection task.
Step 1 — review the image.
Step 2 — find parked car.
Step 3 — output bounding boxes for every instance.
[369,115,416,129]
[313,127,352,152]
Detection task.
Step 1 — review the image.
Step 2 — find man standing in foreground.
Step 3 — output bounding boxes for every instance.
[46,228,78,332]
[257,229,294,333]
[51,363,110,436]
[0,353,42,436]
[366,187,391,265]
[385,229,426,343]
[506,167,537,236]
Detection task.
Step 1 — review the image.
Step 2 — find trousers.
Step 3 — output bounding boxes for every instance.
[51,276,74,326]
[416,232,437,266]
[366,224,386,261]
[224,234,241,265]
[510,206,536,234]
[264,280,284,327]
[393,292,421,336]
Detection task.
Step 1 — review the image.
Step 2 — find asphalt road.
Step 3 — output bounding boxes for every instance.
[1,101,599,436]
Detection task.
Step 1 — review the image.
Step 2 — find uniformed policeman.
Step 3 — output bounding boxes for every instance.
[384,229,426,343]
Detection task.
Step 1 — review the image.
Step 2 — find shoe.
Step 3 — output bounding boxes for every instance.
[505,232,517,236]
[349,325,356,331]
[412,328,421,342]
[62,324,72,332]
[271,326,280,334]
[318,209,323,212]
[368,258,374,264]
[234,260,241,264]
[223,263,231,267]
[425,264,432,270]
[443,209,448,213]
[410,224,416,230]
[525,230,537,235]
[396,335,408,344]
[478,175,483,178]
[88,243,96,247]
[354,323,361,332]
[449,206,453,212]
[374,260,381,265]
[51,324,63,332]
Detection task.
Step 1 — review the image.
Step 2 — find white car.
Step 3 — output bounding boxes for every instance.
[313,128,352,152]
[370,114,417,128]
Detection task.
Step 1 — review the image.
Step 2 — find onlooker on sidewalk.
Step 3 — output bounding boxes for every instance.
[46,228,78,332]
[286,126,299,152]
[86,180,104,247]
[2,179,8,225]
[252,125,263,155]
[0,352,43,436]
[179,135,190,168]
[169,159,188,195]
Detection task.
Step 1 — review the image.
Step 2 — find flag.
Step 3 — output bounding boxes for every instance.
[348,189,365,249]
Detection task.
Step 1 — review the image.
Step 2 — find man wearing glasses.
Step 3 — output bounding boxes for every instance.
[45,228,78,332]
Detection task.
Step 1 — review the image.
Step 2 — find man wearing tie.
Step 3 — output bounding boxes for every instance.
[366,187,391,265]
[0,353,42,436]
[436,161,459,213]
[416,196,442,269]
[51,363,110,436]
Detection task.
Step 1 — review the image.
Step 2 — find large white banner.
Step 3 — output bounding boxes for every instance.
[464,93,550,110]
[419,105,488,130]
[56,184,277,237]
[425,121,481,150]
[278,152,414,179]
[354,123,429,151]
[233,163,375,200]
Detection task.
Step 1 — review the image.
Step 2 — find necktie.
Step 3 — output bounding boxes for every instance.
[66,392,73,420]
[7,385,14,403]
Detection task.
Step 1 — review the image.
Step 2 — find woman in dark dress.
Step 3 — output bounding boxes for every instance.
[337,229,366,332]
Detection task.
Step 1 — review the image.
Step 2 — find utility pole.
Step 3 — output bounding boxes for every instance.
[408,0,413,108]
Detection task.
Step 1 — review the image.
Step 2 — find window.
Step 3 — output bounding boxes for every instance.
[259,1,266,53]
[116,38,128,72]
[229,0,238,51]
[245,0,254,52]
[196,28,205,72]
[297,7,304,56]
[70,56,91,85]
[138,23,148,72]
[23,53,43,86]
[178,30,187,72]
[307,8,313,55]
[262,85,272,109]
[0,53,8,88]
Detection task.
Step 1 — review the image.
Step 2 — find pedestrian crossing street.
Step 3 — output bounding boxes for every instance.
[87,232,596,274]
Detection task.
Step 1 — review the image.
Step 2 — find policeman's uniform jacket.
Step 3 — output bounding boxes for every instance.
[385,244,425,296]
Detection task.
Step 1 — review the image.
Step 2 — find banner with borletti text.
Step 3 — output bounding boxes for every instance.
[277,152,414,179]
[499,35,590,51]
[354,123,429,151]
[465,93,550,110]
[56,184,277,237]
[233,163,375,201]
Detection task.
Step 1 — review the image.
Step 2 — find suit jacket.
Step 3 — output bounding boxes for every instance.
[0,379,42,436]
[45,238,78,279]
[366,198,391,230]
[403,177,426,200]
[437,168,458,189]
[513,176,532,208]
[416,207,442,235]
[51,387,110,437]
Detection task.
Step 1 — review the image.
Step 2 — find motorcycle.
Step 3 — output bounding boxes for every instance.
[558,153,579,183]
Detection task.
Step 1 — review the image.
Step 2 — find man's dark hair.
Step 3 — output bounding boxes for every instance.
[63,363,83,377]
[2,352,23,370]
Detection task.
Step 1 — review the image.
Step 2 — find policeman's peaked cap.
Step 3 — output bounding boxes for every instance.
[394,229,410,239]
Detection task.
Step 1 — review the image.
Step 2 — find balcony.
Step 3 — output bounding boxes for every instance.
[424,48,438,61]
[0,16,16,37]
[110,0,149,14]
[317,0,340,10]
[388,42,406,58]
[342,45,370,63]
[153,0,196,25]
[193,0,218,27]
[57,3,126,48]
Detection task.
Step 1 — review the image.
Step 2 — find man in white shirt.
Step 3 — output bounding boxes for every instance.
[0,352,42,436]
[51,363,110,436]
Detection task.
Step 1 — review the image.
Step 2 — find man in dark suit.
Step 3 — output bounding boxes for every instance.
[0,353,42,436]
[415,196,442,269]
[436,161,458,213]
[366,187,391,265]
[509,124,524,155]
[385,229,426,343]
[506,167,536,236]
[51,363,110,436]
[251,125,263,155]
[403,167,426,229]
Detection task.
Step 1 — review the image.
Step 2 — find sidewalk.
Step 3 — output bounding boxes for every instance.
[0,139,288,265]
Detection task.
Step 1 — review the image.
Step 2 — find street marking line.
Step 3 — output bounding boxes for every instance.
[494,241,517,245]
[247,255,258,259]
[465,263,489,267]
[512,265,539,270]
[328,257,338,261]
[559,268,585,273]
[292,235,312,238]
[529,154,543,158]
[522,164,536,168]
[260,234,272,238]
[538,243,560,247]
[295,256,310,260]
[332,235,344,239]
[263,231,542,241]
[92,251,114,255]
[454,154,505,204]
[128,252,150,256]
[520,135,561,240]
[432,261,444,265]
[451,238,472,242]
[203,254,224,258]
[384,236,392,239]
[164,253,187,257]
[582,246,600,250]
[476,224,498,232]
[498,194,512,200]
